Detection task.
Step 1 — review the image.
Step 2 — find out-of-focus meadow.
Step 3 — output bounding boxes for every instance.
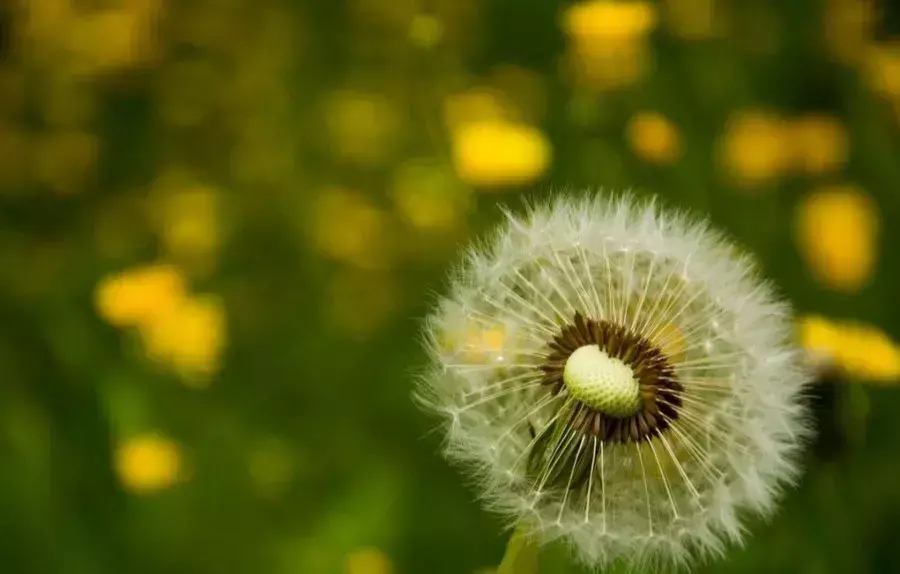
[1,0,900,572]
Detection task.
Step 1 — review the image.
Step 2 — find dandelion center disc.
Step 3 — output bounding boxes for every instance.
[563,345,641,417]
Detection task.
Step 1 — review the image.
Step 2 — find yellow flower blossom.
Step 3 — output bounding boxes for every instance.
[799,315,900,383]
[799,315,842,358]
[94,264,187,328]
[795,185,879,292]
[788,115,849,175]
[718,110,790,188]
[561,1,657,90]
[23,0,73,48]
[562,1,657,41]
[864,43,900,100]
[436,319,523,365]
[625,111,683,165]
[408,14,444,48]
[156,186,221,272]
[346,547,392,574]
[838,322,900,382]
[823,0,879,65]
[459,325,507,363]
[140,294,227,384]
[67,7,160,76]
[115,433,183,494]
[450,120,551,188]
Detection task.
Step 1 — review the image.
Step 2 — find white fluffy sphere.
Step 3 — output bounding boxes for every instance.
[418,193,813,569]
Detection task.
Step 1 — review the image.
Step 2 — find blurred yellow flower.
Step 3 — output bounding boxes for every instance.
[23,0,73,48]
[95,264,187,328]
[718,110,789,188]
[140,294,227,384]
[839,322,900,382]
[625,111,683,165]
[408,14,444,48]
[450,120,551,188]
[566,41,653,90]
[799,315,900,383]
[458,325,507,363]
[795,185,879,292]
[324,91,402,167]
[311,188,393,269]
[824,0,879,65]
[788,115,849,175]
[864,43,900,100]
[67,7,160,76]
[115,433,183,494]
[562,1,657,41]
[156,187,221,272]
[799,315,842,359]
[561,1,657,90]
[438,318,532,365]
[346,547,392,574]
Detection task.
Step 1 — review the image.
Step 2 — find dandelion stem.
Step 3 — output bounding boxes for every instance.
[497,523,540,574]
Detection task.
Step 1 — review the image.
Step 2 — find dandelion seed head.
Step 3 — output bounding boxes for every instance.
[417,192,812,569]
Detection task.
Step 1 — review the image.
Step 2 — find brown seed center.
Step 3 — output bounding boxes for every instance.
[538,312,683,444]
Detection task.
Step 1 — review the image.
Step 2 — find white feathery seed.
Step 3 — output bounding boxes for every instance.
[417,192,813,570]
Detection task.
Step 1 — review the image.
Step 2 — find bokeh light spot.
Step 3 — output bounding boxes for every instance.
[450,120,551,188]
[626,111,683,165]
[94,264,187,328]
[795,185,879,293]
[115,433,183,494]
[346,547,393,574]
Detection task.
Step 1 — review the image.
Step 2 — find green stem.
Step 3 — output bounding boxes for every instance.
[497,523,540,574]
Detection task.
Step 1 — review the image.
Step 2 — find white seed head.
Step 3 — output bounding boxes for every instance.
[417,192,813,570]
[564,345,641,418]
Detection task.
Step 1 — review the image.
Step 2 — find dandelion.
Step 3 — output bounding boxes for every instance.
[418,193,812,569]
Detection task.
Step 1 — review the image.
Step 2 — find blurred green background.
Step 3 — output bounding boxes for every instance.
[2,0,900,572]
